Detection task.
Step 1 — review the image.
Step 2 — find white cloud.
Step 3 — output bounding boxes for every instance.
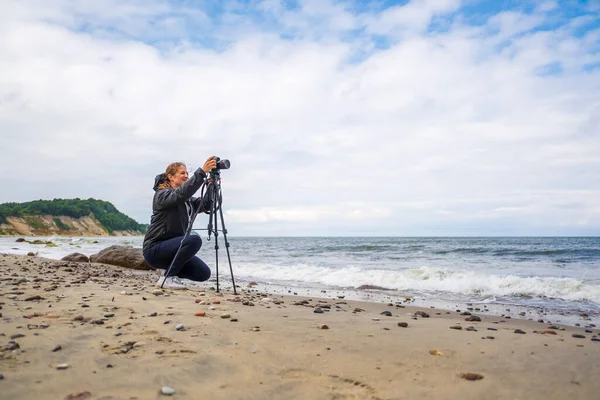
[0,0,599,236]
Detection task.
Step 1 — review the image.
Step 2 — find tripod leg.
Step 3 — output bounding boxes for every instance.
[211,183,220,293]
[217,188,237,295]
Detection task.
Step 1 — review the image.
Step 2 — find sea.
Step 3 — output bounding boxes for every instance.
[2,236,599,326]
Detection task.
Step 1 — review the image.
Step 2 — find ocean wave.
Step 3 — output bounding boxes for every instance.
[230,264,600,303]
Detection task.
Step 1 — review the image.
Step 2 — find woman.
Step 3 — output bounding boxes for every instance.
[143,157,217,289]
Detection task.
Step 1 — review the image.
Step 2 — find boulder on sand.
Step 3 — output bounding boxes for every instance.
[61,253,90,263]
[90,245,151,270]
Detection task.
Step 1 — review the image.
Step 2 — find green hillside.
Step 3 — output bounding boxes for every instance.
[0,198,147,234]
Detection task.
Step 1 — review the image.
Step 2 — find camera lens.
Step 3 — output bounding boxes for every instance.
[217,159,230,169]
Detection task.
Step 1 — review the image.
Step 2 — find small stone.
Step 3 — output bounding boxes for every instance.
[398,322,408,328]
[572,334,586,339]
[252,327,260,332]
[541,330,557,335]
[104,313,115,318]
[10,334,25,339]
[465,316,481,322]
[414,311,430,318]
[231,318,238,322]
[221,314,231,319]
[133,342,146,348]
[52,345,62,352]
[152,290,163,296]
[486,336,495,340]
[460,372,484,381]
[73,315,84,321]
[149,312,158,317]
[65,391,92,400]
[56,363,69,370]
[319,324,329,330]
[0,372,3,380]
[380,311,392,317]
[466,327,477,331]
[176,324,184,331]
[514,329,526,334]
[314,308,324,314]
[450,326,462,330]
[195,312,206,317]
[161,386,176,395]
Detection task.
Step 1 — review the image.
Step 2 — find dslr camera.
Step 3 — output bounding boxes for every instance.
[212,156,230,171]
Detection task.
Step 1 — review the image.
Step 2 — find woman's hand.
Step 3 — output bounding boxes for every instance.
[201,156,217,173]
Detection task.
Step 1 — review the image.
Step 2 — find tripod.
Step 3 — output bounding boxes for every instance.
[161,170,237,295]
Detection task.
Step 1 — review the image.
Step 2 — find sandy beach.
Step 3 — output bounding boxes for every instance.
[1,253,599,400]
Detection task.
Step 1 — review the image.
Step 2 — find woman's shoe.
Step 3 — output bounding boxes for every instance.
[156,275,186,290]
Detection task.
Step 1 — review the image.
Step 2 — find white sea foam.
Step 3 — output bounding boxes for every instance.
[230,263,600,303]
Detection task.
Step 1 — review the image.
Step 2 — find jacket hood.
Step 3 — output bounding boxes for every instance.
[153,173,166,191]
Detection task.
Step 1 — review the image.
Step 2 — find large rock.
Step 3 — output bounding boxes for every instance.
[90,245,151,270]
[61,253,90,263]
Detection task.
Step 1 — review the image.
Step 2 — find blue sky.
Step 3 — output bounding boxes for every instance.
[0,0,599,236]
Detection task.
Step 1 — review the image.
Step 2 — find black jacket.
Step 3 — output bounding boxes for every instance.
[142,167,213,254]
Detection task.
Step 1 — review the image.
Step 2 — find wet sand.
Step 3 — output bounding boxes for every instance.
[1,253,599,400]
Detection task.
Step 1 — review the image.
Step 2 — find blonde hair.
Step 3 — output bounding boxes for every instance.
[157,162,186,190]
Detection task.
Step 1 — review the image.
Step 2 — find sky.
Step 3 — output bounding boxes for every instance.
[0,0,599,236]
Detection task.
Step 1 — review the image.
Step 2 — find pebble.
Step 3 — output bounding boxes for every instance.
[10,334,25,339]
[572,334,586,339]
[161,386,176,395]
[314,308,324,314]
[195,312,205,317]
[133,342,146,348]
[460,372,484,381]
[65,391,92,400]
[372,318,380,321]
[450,326,462,330]
[380,311,392,317]
[398,322,408,328]
[414,311,430,318]
[56,363,69,370]
[104,313,115,318]
[221,314,231,319]
[176,324,184,331]
[231,318,238,322]
[319,324,329,330]
[152,290,163,296]
[209,306,216,311]
[514,329,526,334]
[52,345,62,352]
[0,372,3,380]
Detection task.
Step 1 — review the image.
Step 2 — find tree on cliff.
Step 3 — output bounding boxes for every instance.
[0,198,147,233]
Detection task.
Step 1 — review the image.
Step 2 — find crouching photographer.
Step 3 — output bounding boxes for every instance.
[142,157,217,289]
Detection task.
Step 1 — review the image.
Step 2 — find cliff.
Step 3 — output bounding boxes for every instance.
[0,215,143,236]
[0,198,147,236]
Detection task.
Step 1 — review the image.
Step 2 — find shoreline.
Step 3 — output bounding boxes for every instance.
[1,234,599,328]
[1,254,600,399]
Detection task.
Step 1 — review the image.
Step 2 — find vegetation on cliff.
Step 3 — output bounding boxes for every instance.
[0,198,147,234]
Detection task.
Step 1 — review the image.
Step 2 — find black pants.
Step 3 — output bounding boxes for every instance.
[143,235,211,282]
